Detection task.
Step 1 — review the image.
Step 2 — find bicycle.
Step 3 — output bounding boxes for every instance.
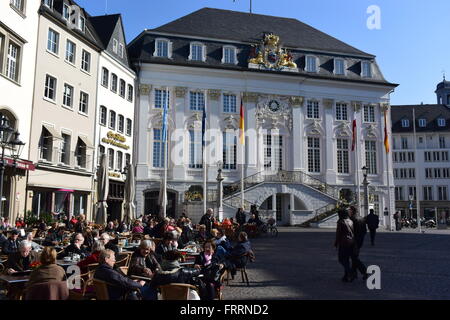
[259,218,278,237]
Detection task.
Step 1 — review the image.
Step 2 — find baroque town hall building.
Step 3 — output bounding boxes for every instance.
[128,8,397,226]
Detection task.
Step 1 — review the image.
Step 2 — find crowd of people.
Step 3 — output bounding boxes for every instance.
[0,207,256,300]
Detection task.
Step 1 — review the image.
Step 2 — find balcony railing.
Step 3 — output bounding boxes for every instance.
[38,147,92,172]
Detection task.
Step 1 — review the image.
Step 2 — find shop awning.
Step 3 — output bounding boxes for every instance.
[42,124,63,140]
[4,157,35,171]
[78,135,94,149]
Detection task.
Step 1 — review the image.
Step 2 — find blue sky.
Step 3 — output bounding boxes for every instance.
[76,0,450,105]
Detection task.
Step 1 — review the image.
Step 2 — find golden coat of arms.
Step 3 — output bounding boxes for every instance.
[248,33,297,70]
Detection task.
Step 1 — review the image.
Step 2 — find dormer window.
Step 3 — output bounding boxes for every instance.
[222,46,237,64]
[119,43,124,58]
[190,42,205,62]
[113,39,118,53]
[334,58,345,75]
[44,0,53,9]
[418,119,426,127]
[78,16,85,32]
[401,119,410,128]
[305,55,318,73]
[438,118,446,127]
[154,38,171,58]
[62,3,70,20]
[361,61,372,78]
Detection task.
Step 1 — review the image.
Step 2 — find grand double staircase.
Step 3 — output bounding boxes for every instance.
[219,170,341,225]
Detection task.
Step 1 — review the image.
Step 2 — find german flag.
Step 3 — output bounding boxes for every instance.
[384,109,390,153]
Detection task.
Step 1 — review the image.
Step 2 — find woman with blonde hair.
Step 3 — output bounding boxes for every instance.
[27,247,66,287]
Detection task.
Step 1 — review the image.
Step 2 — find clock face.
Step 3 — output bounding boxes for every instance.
[268,100,281,112]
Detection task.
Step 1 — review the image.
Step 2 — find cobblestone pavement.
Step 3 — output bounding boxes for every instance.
[222,227,450,300]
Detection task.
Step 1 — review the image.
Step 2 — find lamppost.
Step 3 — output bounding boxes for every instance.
[0,121,25,218]
[362,166,369,217]
[216,160,224,222]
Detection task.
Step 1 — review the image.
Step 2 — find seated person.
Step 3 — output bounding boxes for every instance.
[212,229,232,252]
[15,218,26,229]
[194,241,225,300]
[143,220,157,238]
[195,225,207,243]
[225,232,253,277]
[128,240,160,278]
[43,227,65,246]
[27,247,66,287]
[83,227,94,252]
[178,220,195,248]
[26,232,43,251]
[150,250,201,299]
[0,231,7,249]
[132,221,144,234]
[2,229,21,255]
[116,222,128,234]
[77,240,105,274]
[99,233,119,256]
[74,214,87,234]
[5,240,38,274]
[247,213,263,226]
[155,232,178,262]
[57,233,88,259]
[104,222,116,233]
[94,249,156,300]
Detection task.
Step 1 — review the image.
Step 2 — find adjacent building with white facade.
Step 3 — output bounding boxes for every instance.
[129,8,397,226]
[392,80,450,222]
[0,0,40,221]
[90,14,136,222]
[26,0,102,221]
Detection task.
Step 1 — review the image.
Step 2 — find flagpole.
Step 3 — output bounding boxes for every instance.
[240,94,245,209]
[163,87,168,218]
[354,110,362,216]
[412,108,422,233]
[203,93,207,215]
[385,108,393,231]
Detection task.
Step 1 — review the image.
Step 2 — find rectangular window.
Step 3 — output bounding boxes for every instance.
[81,50,90,72]
[101,68,109,87]
[191,44,203,61]
[264,135,272,169]
[113,39,118,53]
[118,43,124,58]
[119,79,126,98]
[408,168,415,179]
[434,168,441,179]
[307,100,319,119]
[125,154,131,166]
[153,129,165,168]
[10,0,25,13]
[442,151,449,162]
[190,92,205,111]
[47,28,59,54]
[156,40,168,57]
[307,137,320,173]
[44,74,57,100]
[60,133,70,165]
[111,74,118,92]
[337,139,349,174]
[306,56,317,72]
[443,168,450,178]
[189,130,202,168]
[393,152,398,162]
[395,187,404,201]
[425,168,432,179]
[39,128,53,161]
[438,186,448,201]
[108,148,114,169]
[424,151,431,162]
[126,119,132,136]
[100,106,107,125]
[223,94,237,113]
[401,137,408,150]
[423,186,433,201]
[63,3,70,20]
[408,152,415,162]
[400,168,407,179]
[335,103,348,120]
[363,105,375,123]
[79,16,85,32]
[224,47,235,64]
[155,89,169,109]
[62,83,73,108]
[439,136,446,149]
[365,140,377,174]
[334,59,345,75]
[109,111,116,130]
[362,61,372,77]
[223,131,237,170]
[116,151,123,171]
[127,84,134,102]
[79,91,88,114]
[65,40,76,64]
[393,168,399,179]
[408,186,416,201]
[433,151,440,162]
[118,115,124,133]
[44,0,53,8]
[418,119,426,127]
[6,42,20,81]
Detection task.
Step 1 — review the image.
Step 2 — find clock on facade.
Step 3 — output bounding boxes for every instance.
[268,99,281,112]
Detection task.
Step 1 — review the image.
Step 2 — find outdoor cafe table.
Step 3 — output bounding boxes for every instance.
[56,259,79,268]
[0,274,30,285]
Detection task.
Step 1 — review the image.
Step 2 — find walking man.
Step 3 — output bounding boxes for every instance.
[366,209,380,246]
[348,206,368,280]
[334,209,355,282]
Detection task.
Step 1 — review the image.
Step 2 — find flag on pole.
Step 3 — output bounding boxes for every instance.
[161,89,168,143]
[202,101,206,147]
[351,119,357,151]
[384,109,390,153]
[239,97,245,145]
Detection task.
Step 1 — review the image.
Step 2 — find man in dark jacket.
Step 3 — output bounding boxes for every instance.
[348,206,368,280]
[128,240,160,278]
[225,232,253,277]
[235,208,246,226]
[94,249,156,300]
[366,209,380,246]
[199,208,214,238]
[2,229,21,255]
[57,233,88,259]
[5,240,36,274]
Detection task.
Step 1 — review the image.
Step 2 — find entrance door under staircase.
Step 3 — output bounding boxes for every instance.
[263,134,284,172]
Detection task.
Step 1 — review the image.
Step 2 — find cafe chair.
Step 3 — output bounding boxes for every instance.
[24,280,69,300]
[215,271,227,300]
[69,263,98,300]
[115,253,131,268]
[158,283,200,300]
[93,279,142,300]
[226,253,250,287]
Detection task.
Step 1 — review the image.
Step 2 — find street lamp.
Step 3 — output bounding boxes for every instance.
[362,166,369,217]
[0,122,25,217]
[216,160,224,221]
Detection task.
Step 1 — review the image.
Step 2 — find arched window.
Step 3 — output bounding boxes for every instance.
[0,110,17,130]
